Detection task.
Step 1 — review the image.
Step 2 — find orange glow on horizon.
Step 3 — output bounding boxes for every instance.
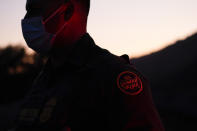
[0,0,197,57]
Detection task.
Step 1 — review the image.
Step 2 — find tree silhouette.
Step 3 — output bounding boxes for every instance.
[0,46,46,104]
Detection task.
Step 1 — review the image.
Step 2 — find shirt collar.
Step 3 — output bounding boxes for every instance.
[45,33,97,72]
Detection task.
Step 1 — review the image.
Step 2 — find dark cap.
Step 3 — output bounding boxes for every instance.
[26,0,66,11]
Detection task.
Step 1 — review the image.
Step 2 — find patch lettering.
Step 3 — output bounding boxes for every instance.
[117,71,143,95]
[39,97,57,123]
[19,108,40,122]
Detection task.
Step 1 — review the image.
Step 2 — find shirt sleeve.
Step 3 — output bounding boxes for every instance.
[105,64,165,131]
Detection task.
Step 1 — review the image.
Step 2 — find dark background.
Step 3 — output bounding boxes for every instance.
[0,32,197,130]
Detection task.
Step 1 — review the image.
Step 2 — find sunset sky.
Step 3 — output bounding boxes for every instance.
[0,0,197,57]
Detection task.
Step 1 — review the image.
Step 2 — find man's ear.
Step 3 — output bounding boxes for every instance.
[64,2,74,21]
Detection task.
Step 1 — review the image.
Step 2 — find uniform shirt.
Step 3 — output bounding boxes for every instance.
[15,33,165,131]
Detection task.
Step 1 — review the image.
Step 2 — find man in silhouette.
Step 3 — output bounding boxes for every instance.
[13,0,165,130]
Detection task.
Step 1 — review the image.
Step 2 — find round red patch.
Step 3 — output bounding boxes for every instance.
[117,71,143,95]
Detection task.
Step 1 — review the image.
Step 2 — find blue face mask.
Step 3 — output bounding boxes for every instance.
[22,17,54,55]
[21,5,68,55]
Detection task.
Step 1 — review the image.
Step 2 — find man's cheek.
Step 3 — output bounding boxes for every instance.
[44,15,65,33]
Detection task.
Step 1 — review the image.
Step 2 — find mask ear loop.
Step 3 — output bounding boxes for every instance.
[50,21,68,43]
[42,2,72,44]
[43,4,68,25]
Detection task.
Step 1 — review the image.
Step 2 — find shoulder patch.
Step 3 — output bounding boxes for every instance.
[117,71,143,95]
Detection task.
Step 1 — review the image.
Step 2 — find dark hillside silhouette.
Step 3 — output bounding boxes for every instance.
[133,32,197,131]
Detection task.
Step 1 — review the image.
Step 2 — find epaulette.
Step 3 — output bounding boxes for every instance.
[120,54,131,65]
